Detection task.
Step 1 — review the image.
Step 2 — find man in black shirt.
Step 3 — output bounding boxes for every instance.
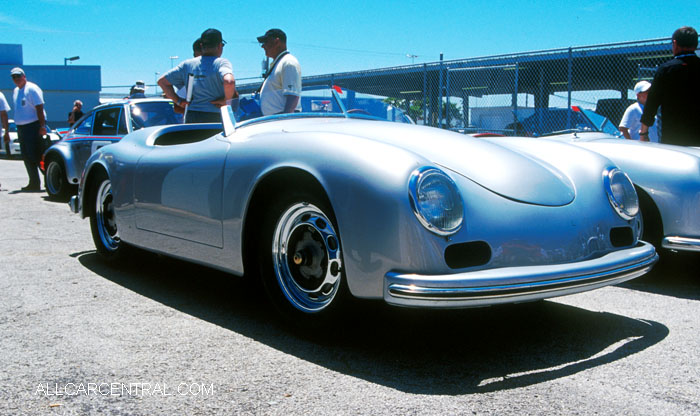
[640,26,700,146]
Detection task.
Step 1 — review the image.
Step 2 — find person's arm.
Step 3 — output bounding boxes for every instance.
[211,74,237,108]
[224,73,236,102]
[280,60,301,114]
[35,104,46,136]
[638,124,650,142]
[619,127,631,140]
[282,95,300,113]
[640,70,663,131]
[1,110,9,143]
[158,75,187,109]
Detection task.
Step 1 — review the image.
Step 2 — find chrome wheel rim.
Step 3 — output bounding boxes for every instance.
[46,161,64,195]
[95,180,119,251]
[272,202,342,312]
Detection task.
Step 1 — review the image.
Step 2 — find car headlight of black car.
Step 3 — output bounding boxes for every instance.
[409,167,464,236]
[604,168,639,220]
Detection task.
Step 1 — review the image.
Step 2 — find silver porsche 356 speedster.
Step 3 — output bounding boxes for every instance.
[542,132,700,254]
[69,88,657,325]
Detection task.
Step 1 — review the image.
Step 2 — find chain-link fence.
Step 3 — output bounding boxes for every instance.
[239,38,679,136]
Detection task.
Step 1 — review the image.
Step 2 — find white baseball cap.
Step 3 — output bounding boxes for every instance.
[634,80,651,95]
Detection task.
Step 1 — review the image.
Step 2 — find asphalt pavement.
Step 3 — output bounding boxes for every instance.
[0,157,698,415]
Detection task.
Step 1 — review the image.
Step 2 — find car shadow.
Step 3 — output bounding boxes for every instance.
[41,195,72,204]
[620,252,700,301]
[77,251,668,395]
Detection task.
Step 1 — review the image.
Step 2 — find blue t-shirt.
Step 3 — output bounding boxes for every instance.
[164,56,233,113]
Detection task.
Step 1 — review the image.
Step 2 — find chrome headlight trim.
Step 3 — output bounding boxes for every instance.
[408,167,465,236]
[604,168,639,220]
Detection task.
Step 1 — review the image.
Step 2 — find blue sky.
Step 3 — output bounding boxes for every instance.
[1,1,697,92]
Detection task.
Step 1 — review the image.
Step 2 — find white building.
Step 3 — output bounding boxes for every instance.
[0,44,101,128]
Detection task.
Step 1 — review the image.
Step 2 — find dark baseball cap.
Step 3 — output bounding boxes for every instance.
[200,28,226,46]
[257,28,286,43]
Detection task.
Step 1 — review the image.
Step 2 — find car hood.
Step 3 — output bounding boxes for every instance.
[274,118,576,206]
[545,132,700,176]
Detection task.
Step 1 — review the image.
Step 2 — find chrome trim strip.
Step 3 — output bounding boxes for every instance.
[662,236,700,252]
[384,242,657,308]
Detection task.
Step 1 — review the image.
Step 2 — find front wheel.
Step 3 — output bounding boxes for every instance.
[258,191,348,328]
[44,158,76,201]
[89,172,128,261]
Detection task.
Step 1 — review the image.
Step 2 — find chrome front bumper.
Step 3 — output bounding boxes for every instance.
[662,236,700,252]
[384,242,657,308]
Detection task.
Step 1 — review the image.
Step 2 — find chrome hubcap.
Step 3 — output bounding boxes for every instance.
[272,202,342,312]
[95,180,119,251]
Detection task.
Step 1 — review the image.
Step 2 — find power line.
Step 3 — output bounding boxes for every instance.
[292,42,413,57]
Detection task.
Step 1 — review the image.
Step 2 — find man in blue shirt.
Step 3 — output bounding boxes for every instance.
[158,29,237,123]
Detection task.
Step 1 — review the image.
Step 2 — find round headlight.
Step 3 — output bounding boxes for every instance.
[409,167,464,236]
[604,168,639,220]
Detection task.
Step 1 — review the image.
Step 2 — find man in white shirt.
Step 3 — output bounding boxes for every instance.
[11,67,47,191]
[619,80,659,142]
[257,29,302,115]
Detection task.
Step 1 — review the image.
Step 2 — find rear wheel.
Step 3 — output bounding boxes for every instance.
[44,158,76,201]
[89,171,128,261]
[257,190,348,328]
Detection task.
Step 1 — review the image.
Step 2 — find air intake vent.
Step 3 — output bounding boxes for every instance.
[444,241,491,269]
[610,227,634,247]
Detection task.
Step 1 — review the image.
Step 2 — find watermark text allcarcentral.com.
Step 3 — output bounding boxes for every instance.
[36,382,215,397]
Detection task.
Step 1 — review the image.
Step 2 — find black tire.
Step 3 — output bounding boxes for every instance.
[89,171,129,261]
[257,189,349,329]
[637,188,663,249]
[44,158,76,201]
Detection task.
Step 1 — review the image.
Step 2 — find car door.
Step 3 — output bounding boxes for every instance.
[90,106,126,153]
[133,133,229,248]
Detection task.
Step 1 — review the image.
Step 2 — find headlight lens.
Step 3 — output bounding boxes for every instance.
[604,168,639,220]
[409,167,464,235]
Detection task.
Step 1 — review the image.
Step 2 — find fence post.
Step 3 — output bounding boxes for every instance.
[422,64,427,125]
[438,53,444,129]
[567,47,573,130]
[512,62,520,130]
[446,66,451,128]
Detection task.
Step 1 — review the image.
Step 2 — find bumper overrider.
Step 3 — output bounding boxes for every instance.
[662,236,700,252]
[384,242,657,308]
[69,195,80,215]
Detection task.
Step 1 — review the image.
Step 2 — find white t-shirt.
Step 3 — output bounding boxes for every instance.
[0,92,10,113]
[0,92,10,136]
[619,102,659,142]
[260,52,301,116]
[12,81,46,126]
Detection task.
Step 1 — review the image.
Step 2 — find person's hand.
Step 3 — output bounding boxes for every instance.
[3,132,9,144]
[210,98,226,108]
[39,126,47,136]
[175,98,189,108]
